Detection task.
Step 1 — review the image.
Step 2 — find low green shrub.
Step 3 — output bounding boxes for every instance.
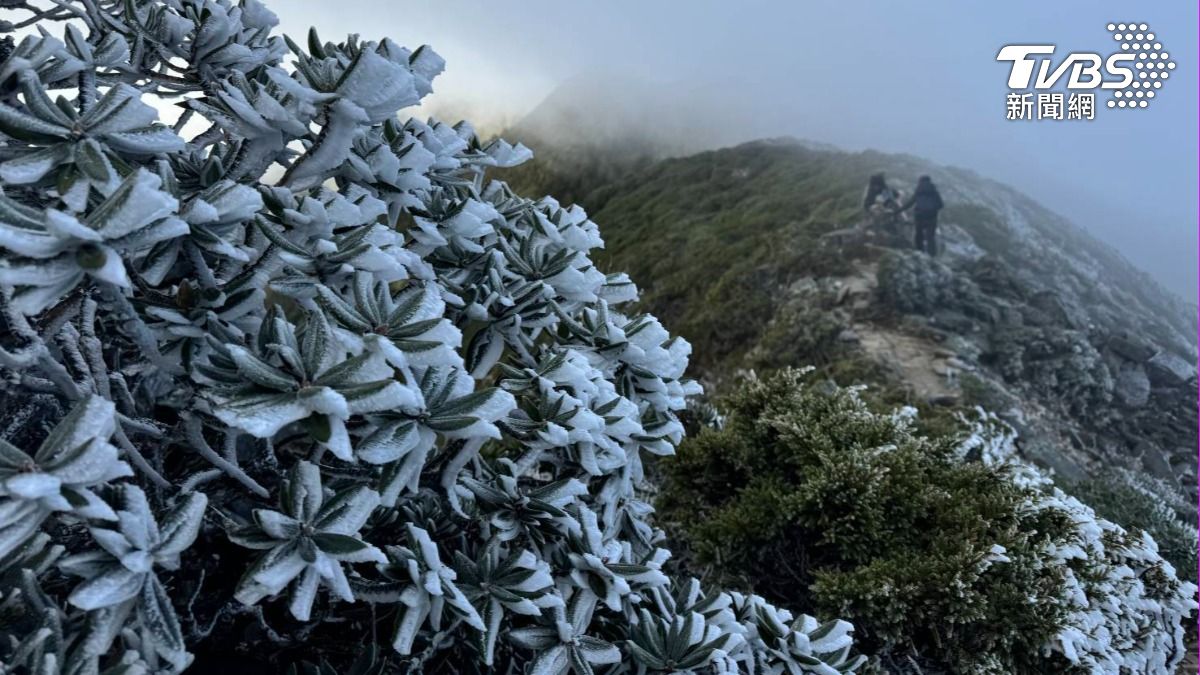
[659,369,1196,673]
[747,303,846,372]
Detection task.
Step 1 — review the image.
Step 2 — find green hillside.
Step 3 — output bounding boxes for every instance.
[502,140,878,375]
[496,137,1198,504]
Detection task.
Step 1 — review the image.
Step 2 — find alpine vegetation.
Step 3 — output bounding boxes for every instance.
[0,1,865,672]
[661,369,1197,674]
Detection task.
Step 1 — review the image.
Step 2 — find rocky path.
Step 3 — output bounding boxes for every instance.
[855,326,960,404]
[825,259,966,406]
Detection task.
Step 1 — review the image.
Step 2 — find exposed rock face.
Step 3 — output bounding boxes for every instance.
[892,217,1196,501]
[864,237,1192,485]
[768,223,1190,485]
[1146,352,1197,388]
[771,247,1147,484]
[876,250,990,321]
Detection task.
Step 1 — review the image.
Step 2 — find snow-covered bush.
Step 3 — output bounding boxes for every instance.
[661,369,1196,674]
[962,417,1199,673]
[0,2,865,672]
[1067,466,1198,585]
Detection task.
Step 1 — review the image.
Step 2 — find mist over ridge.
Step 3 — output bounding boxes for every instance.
[420,69,1198,308]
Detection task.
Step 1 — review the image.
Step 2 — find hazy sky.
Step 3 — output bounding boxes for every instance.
[283,1,1198,301]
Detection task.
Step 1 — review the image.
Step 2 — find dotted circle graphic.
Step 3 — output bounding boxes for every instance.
[1107,22,1173,109]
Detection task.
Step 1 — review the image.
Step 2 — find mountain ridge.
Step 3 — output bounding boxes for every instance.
[489,68,1197,300]
[494,134,1198,508]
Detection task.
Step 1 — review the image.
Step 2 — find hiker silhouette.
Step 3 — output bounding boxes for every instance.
[900,175,944,255]
[862,173,903,231]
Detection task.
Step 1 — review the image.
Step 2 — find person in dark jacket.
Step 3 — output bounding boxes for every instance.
[862,172,902,231]
[862,172,899,211]
[901,175,944,255]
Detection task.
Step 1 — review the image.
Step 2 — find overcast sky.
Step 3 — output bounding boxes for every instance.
[284,1,1199,301]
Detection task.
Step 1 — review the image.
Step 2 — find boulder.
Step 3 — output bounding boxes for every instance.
[1112,361,1150,408]
[1013,421,1089,483]
[1107,333,1158,363]
[1146,352,1196,388]
[1027,290,1073,327]
[877,249,988,319]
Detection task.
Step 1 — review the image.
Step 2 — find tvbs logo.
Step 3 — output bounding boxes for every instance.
[997,23,1173,117]
[996,45,1134,90]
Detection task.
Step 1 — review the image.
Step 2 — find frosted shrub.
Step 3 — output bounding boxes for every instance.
[961,414,1199,673]
[663,370,1196,674]
[0,2,864,672]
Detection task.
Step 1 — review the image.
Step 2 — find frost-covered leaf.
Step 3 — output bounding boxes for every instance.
[232,463,382,620]
[139,575,188,669]
[67,565,144,611]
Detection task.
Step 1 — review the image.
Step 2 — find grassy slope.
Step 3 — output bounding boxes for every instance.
[502,140,878,375]
[498,138,1195,380]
